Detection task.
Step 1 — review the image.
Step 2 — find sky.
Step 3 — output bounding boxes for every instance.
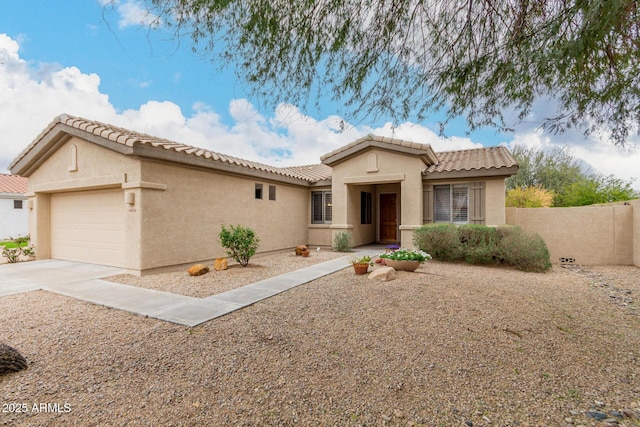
[1,0,639,189]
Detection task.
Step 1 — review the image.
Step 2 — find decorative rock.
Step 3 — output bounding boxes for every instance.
[188,264,209,276]
[214,258,228,271]
[0,343,28,375]
[295,245,308,256]
[586,412,608,421]
[368,267,396,282]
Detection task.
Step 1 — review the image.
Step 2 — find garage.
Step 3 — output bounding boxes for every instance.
[50,189,126,267]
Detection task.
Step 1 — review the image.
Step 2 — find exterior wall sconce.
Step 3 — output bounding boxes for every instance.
[125,192,135,205]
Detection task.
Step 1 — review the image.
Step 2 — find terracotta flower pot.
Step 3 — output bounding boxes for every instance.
[383,259,421,272]
[353,263,369,275]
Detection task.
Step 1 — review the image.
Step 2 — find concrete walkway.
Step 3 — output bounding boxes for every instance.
[0,249,379,327]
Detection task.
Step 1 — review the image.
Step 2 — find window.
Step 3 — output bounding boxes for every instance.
[269,185,276,201]
[434,184,468,224]
[311,191,332,224]
[360,191,372,224]
[14,200,23,209]
[255,183,263,199]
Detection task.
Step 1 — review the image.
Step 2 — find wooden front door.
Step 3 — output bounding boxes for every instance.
[379,193,397,241]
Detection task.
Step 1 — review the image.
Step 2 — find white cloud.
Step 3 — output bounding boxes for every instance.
[1,33,638,192]
[115,1,162,29]
[370,122,483,152]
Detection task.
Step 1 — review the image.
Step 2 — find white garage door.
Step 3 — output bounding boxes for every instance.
[50,189,126,267]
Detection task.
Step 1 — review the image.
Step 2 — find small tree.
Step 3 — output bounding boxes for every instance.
[218,225,260,267]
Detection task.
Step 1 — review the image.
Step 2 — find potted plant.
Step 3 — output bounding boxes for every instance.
[378,248,432,272]
[351,255,373,275]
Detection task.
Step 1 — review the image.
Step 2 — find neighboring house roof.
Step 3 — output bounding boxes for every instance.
[0,174,28,194]
[423,146,519,179]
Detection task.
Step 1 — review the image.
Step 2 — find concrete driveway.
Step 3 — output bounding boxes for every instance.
[0,259,244,326]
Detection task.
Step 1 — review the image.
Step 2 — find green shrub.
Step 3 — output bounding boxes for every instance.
[1,236,34,263]
[496,226,552,272]
[413,224,551,272]
[458,224,497,246]
[413,224,462,261]
[463,243,498,265]
[458,225,499,264]
[12,235,30,246]
[218,224,260,267]
[332,231,353,252]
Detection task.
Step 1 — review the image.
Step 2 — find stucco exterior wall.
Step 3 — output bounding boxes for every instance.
[485,178,507,225]
[25,137,142,269]
[506,204,635,265]
[0,195,28,239]
[138,160,310,270]
[347,184,377,246]
[329,148,424,247]
[308,225,332,247]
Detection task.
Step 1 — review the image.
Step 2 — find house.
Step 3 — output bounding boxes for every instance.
[9,114,518,274]
[0,173,29,240]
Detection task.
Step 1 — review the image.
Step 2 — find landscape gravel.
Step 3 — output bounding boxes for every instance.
[1,255,639,427]
[105,249,347,298]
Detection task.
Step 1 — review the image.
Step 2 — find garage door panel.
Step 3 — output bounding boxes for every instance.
[50,189,125,267]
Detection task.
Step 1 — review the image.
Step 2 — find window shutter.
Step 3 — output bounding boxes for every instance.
[423,185,433,223]
[469,182,485,224]
[324,192,332,222]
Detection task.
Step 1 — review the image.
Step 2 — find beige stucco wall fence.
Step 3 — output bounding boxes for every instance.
[506,199,640,266]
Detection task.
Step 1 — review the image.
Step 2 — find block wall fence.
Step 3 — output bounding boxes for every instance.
[506,199,640,266]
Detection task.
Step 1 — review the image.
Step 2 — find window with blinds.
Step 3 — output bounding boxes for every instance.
[434,184,469,224]
[312,191,332,224]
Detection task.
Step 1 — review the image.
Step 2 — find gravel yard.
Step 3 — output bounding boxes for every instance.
[106,249,347,298]
[1,258,639,426]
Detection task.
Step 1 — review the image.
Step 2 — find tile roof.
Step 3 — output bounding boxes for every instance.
[0,174,28,194]
[11,114,329,184]
[281,164,332,182]
[424,146,518,174]
[320,134,434,161]
[10,114,517,185]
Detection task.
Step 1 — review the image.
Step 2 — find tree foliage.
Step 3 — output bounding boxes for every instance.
[506,186,555,208]
[506,145,587,195]
[141,0,640,145]
[506,145,639,206]
[561,174,639,206]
